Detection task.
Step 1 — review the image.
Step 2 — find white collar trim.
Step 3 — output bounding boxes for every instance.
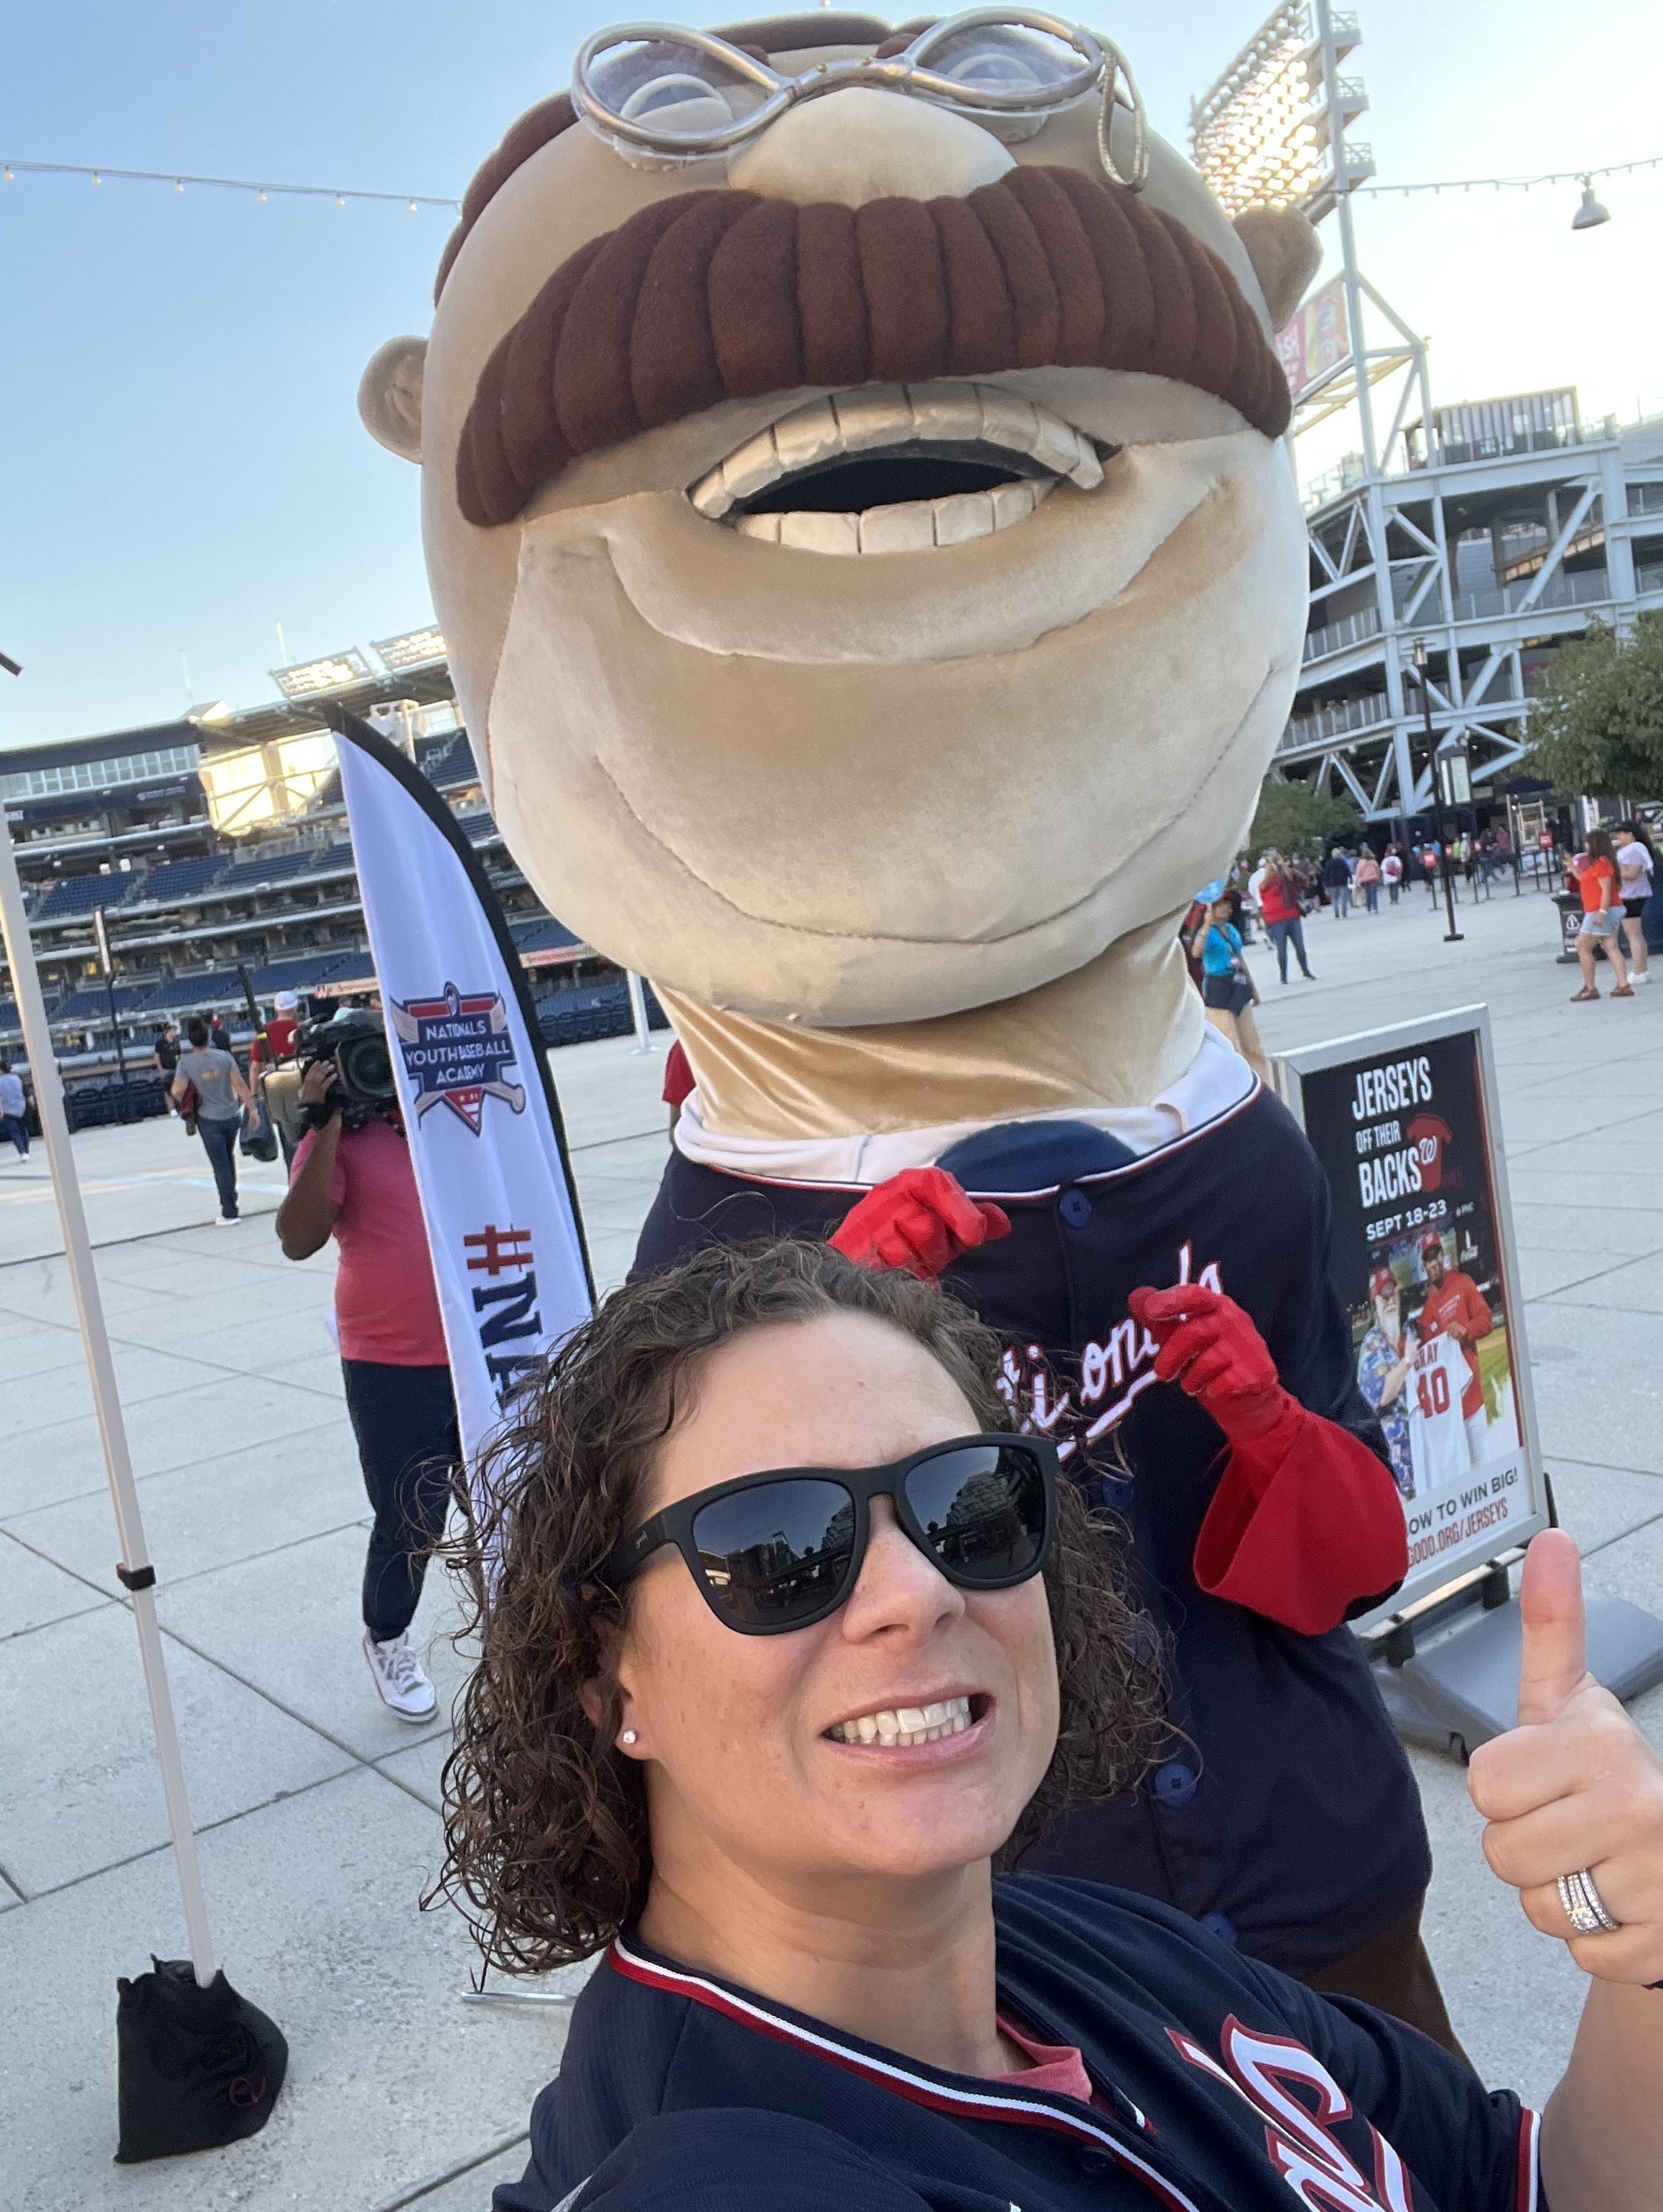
[671,1023,1257,1189]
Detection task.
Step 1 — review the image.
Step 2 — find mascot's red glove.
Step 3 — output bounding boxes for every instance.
[830,1168,1011,1282]
[1127,1283,1407,1636]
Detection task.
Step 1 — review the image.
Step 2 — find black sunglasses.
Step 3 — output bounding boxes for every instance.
[599,1433,1058,1636]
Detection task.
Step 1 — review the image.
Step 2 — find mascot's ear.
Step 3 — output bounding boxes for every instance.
[1232,208,1323,333]
[357,335,427,463]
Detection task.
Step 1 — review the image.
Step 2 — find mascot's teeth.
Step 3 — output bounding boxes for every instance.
[732,478,1055,554]
[690,380,1103,549]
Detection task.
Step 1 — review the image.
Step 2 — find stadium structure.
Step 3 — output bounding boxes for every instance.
[1193,0,1663,830]
[0,629,656,1092]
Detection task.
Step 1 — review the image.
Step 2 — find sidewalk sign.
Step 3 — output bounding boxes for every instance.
[327,707,593,1482]
[1276,1006,1663,1755]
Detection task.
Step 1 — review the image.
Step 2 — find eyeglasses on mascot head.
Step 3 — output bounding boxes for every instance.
[360,11,1318,1033]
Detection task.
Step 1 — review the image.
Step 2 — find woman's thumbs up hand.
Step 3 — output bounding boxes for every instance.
[1467,1531,1663,1984]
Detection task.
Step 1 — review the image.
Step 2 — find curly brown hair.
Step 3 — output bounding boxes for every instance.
[433,1239,1166,1974]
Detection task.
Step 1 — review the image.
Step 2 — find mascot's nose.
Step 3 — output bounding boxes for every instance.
[727,85,1014,208]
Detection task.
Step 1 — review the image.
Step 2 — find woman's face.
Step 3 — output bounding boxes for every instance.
[607,1313,1059,1903]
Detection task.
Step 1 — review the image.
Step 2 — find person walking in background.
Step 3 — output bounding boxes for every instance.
[1382,845,1403,905]
[0,1059,30,1158]
[1321,845,1353,918]
[275,1045,460,1722]
[152,1021,182,1113]
[1257,852,1314,983]
[169,1014,253,1224]
[1570,827,1632,1002]
[1613,822,1655,986]
[208,1011,234,1056]
[1193,894,1270,1082]
[248,990,305,1164]
[1354,847,1382,914]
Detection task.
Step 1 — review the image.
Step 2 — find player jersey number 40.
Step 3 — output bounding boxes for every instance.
[1410,1334,1469,1494]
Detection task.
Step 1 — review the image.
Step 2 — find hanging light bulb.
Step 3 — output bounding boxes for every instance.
[1571,176,1611,230]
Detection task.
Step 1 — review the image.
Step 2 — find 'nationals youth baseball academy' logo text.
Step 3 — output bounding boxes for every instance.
[391,982,527,1133]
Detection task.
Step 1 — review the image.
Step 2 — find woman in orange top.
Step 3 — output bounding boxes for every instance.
[1570,827,1632,1000]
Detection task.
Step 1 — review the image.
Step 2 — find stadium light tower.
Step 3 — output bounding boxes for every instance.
[1191,0,1429,479]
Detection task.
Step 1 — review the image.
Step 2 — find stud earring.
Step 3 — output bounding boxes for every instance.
[620,1729,638,1746]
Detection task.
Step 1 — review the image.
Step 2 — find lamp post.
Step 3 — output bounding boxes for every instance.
[1412,638,1463,943]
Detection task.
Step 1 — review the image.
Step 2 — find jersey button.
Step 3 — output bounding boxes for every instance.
[1152,1758,1198,1810]
[1058,1187,1093,1230]
[1200,1910,1239,1947]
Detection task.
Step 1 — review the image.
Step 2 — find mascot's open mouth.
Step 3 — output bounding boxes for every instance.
[688,380,1112,555]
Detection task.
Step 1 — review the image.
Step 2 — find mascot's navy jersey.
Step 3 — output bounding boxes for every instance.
[634,1084,1430,1975]
[496,1879,1541,2212]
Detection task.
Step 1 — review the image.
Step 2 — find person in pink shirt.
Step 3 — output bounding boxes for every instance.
[276,1039,458,1721]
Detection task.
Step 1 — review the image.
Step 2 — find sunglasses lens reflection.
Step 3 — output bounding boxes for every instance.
[693,1479,855,1629]
[905,1444,1048,1584]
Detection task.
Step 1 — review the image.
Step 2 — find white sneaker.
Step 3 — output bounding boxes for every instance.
[1634,970,1651,985]
[213,1213,242,1228]
[362,1630,437,1722]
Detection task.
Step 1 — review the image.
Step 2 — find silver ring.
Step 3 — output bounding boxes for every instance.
[1558,1867,1622,1937]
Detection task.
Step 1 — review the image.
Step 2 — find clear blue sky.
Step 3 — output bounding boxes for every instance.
[3,0,1659,752]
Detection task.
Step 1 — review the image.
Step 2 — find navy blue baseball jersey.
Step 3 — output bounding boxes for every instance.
[633,1084,1429,1975]
[495,1877,1540,2212]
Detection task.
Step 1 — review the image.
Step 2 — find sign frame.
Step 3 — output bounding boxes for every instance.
[1274,1004,1548,1629]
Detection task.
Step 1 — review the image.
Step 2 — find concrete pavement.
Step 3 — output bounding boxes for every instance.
[1,880,1660,2205]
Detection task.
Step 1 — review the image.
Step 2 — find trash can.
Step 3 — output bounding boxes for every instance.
[1555,890,1606,965]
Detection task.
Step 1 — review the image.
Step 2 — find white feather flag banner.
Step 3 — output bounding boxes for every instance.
[329,707,592,1480]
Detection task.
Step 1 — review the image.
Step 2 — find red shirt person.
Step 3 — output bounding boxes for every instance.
[1413,1232,1493,1422]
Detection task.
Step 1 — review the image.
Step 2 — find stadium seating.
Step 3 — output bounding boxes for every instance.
[50,986,153,1021]
[419,733,480,789]
[215,847,335,891]
[512,916,582,957]
[247,954,353,996]
[532,978,669,1047]
[31,871,136,919]
[131,855,226,905]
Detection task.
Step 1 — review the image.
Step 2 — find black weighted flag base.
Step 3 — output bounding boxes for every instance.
[114,1957,288,2163]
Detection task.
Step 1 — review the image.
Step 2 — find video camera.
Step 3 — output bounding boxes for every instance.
[297,1008,398,1130]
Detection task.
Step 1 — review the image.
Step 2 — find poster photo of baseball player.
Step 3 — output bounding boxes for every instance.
[1355,1224,1520,1501]
[1286,1013,1545,1602]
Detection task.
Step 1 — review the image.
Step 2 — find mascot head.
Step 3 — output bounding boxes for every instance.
[361,12,1318,1029]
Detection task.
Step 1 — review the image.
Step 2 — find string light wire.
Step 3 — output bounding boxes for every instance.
[0,158,458,210]
[1,148,1657,213]
[1356,152,1661,198]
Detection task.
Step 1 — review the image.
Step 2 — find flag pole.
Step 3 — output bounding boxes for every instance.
[0,811,216,1985]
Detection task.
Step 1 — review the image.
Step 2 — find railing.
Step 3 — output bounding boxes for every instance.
[1280,692,1392,751]
[1626,483,1663,517]
[1450,567,1611,623]
[1303,605,1384,661]
[1638,562,1663,595]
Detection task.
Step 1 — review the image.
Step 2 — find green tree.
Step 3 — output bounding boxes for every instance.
[1524,612,1663,799]
[1247,775,1364,859]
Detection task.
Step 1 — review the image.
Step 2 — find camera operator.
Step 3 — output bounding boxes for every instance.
[274,1011,460,1723]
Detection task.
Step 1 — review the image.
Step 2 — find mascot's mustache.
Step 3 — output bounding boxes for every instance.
[457,166,1289,529]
